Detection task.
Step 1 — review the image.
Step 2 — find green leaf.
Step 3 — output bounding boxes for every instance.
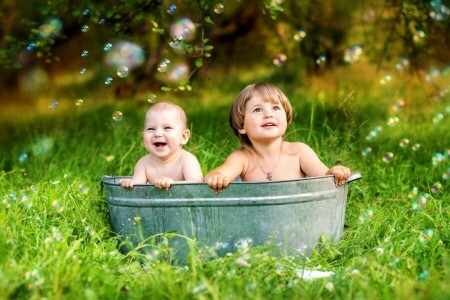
[161,86,172,92]
[195,58,203,68]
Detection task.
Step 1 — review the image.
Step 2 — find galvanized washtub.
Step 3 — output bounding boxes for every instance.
[102,173,361,261]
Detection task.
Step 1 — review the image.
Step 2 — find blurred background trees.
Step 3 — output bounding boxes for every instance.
[0,0,448,102]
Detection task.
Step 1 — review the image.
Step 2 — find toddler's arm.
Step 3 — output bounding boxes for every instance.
[205,151,245,194]
[181,151,204,183]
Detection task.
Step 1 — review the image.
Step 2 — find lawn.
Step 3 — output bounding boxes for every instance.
[0,67,449,299]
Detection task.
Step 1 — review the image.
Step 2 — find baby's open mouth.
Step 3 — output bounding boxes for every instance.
[154,142,167,147]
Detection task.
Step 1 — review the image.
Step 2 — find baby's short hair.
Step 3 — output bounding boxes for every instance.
[229,83,293,147]
[145,101,188,129]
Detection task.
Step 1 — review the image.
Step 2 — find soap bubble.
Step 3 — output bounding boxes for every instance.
[395,57,410,71]
[432,113,444,124]
[147,94,157,103]
[431,182,443,193]
[75,99,84,106]
[382,152,394,163]
[170,18,196,42]
[429,1,449,21]
[157,58,171,72]
[83,8,90,16]
[39,17,62,39]
[104,41,145,69]
[167,63,189,82]
[361,147,372,157]
[344,45,363,64]
[293,29,306,42]
[19,153,28,163]
[26,42,36,52]
[234,237,252,251]
[168,35,183,49]
[104,77,113,86]
[167,4,176,14]
[380,74,392,84]
[412,143,421,151]
[418,270,430,281]
[48,100,58,110]
[52,200,64,213]
[431,152,445,165]
[32,136,55,156]
[81,50,89,57]
[78,184,89,194]
[442,167,450,181]
[273,53,287,66]
[80,68,87,74]
[359,208,374,223]
[81,25,89,33]
[391,99,405,110]
[103,42,113,52]
[98,17,106,25]
[116,66,129,78]
[214,3,225,14]
[315,55,327,66]
[387,116,400,126]
[418,229,434,244]
[399,138,410,147]
[413,30,426,44]
[408,187,418,199]
[112,111,123,121]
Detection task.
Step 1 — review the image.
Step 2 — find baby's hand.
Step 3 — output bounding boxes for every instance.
[154,177,174,190]
[327,166,351,186]
[119,178,135,189]
[205,174,230,194]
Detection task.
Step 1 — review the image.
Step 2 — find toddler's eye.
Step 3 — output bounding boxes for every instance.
[273,106,281,111]
[253,108,261,113]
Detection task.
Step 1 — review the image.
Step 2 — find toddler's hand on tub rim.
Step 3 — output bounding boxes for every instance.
[326,166,351,186]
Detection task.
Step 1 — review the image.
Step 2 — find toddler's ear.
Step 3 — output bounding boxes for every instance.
[238,128,246,134]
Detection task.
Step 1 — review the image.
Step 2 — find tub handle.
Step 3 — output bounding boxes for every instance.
[345,172,362,184]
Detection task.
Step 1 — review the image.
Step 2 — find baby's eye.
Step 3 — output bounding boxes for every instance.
[146,127,155,131]
[164,126,173,130]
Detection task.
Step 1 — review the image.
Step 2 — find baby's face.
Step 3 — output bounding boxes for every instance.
[238,95,287,142]
[142,109,188,161]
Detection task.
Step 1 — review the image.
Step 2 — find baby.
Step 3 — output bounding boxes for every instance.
[119,101,203,189]
[205,82,351,193]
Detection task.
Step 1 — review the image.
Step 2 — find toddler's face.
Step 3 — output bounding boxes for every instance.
[238,95,287,142]
[142,109,189,160]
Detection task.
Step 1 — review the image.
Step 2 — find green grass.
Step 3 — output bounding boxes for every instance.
[0,71,449,299]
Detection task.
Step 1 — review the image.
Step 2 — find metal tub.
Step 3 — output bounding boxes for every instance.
[102,173,361,261]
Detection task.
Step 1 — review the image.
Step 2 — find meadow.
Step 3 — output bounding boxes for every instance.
[0,66,449,299]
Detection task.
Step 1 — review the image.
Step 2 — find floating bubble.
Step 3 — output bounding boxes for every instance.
[81,25,89,33]
[32,136,55,156]
[430,1,449,21]
[38,17,62,39]
[80,68,87,74]
[424,67,440,83]
[48,100,58,110]
[148,94,157,103]
[399,138,410,148]
[418,270,429,281]
[433,89,448,101]
[26,42,36,52]
[359,208,374,223]
[103,42,113,52]
[380,74,392,84]
[157,58,171,72]
[395,57,410,71]
[293,29,306,42]
[391,99,405,110]
[234,237,252,251]
[432,152,445,165]
[78,184,89,194]
[432,113,444,124]
[382,152,394,163]
[52,200,64,213]
[3,199,10,209]
[365,125,382,141]
[75,99,84,106]
[412,143,421,151]
[83,8,90,16]
[361,147,372,157]
[19,153,28,163]
[167,63,189,82]
[344,45,363,64]
[98,17,106,25]
[168,35,183,49]
[81,50,89,57]
[418,229,434,243]
[408,187,419,199]
[273,53,287,67]
[167,4,177,14]
[116,65,129,78]
[413,30,426,44]
[170,18,196,42]
[214,3,225,14]
[431,182,443,193]
[417,193,429,206]
[85,225,95,237]
[442,167,450,181]
[104,76,113,86]
[9,192,17,201]
[112,111,123,121]
[104,41,145,69]
[387,116,400,126]
[315,55,327,66]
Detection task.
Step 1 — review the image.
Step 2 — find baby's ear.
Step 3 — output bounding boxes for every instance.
[182,129,191,144]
